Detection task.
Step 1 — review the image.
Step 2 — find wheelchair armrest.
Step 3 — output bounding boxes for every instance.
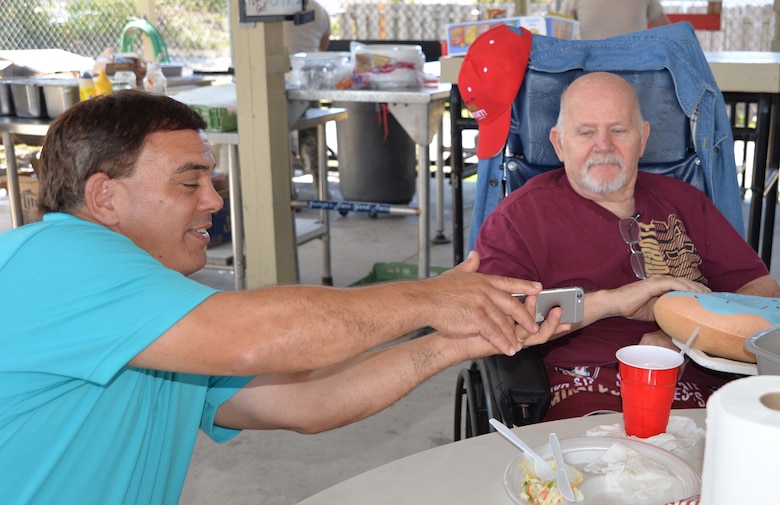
[484,347,551,426]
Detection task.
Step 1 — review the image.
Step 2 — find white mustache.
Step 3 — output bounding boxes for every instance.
[585,155,625,170]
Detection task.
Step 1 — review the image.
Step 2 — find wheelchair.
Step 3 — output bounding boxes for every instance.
[454,22,744,441]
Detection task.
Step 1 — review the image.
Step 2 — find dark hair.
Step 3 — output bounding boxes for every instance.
[38,89,208,214]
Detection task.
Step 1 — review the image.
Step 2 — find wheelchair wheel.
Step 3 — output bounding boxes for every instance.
[453,361,494,441]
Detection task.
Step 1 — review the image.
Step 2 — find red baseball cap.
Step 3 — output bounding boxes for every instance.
[458,24,532,159]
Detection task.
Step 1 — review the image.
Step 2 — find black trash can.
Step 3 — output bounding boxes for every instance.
[334,101,416,204]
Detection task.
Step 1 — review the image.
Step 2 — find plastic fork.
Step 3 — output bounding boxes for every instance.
[678,326,700,358]
[549,433,576,502]
[489,418,556,481]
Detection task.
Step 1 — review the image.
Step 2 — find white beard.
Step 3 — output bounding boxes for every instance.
[581,154,628,194]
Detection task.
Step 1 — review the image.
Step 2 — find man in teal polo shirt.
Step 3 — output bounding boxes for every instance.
[0,90,565,504]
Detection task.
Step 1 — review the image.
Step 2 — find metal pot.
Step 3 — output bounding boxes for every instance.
[8,78,47,118]
[39,78,79,118]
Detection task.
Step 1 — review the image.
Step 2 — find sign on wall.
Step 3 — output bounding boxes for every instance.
[239,0,313,23]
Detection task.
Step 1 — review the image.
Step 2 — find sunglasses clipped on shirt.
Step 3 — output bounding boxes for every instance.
[619,213,647,280]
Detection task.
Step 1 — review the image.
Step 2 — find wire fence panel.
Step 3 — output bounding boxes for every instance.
[331,1,775,50]
[0,0,138,57]
[0,0,775,68]
[0,0,230,71]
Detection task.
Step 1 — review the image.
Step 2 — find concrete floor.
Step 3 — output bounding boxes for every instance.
[3,171,779,505]
[181,173,475,505]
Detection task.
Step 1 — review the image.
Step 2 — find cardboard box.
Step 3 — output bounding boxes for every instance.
[446,15,579,55]
[446,19,506,55]
[543,14,580,40]
[0,173,42,224]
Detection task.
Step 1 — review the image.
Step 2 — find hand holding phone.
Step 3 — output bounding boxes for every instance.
[513,287,584,324]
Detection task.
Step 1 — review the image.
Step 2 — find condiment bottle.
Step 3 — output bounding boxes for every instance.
[79,72,95,101]
[94,71,113,96]
[143,61,167,95]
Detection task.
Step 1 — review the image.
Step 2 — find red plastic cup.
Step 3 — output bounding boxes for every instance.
[616,345,684,438]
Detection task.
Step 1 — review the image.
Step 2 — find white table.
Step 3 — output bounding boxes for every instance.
[288,84,451,278]
[296,409,706,505]
[705,51,780,93]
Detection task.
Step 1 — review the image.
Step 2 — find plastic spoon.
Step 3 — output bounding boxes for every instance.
[489,418,556,481]
[679,326,700,358]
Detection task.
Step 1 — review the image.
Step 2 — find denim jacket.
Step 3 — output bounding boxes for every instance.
[467,22,744,252]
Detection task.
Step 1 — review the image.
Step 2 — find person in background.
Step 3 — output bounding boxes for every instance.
[474,72,780,421]
[559,0,671,40]
[283,0,331,54]
[284,0,332,186]
[0,90,567,505]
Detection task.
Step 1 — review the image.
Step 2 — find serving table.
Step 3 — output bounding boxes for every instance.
[296,408,706,505]
[440,52,780,268]
[287,84,451,278]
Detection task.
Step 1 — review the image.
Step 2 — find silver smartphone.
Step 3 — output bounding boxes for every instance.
[513,287,584,324]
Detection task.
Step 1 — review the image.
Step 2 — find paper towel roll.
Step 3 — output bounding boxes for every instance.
[700,375,780,504]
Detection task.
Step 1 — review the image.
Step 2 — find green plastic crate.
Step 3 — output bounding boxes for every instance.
[190,104,237,132]
[349,262,447,286]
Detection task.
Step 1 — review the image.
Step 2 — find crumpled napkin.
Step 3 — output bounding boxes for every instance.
[584,442,673,500]
[584,416,705,454]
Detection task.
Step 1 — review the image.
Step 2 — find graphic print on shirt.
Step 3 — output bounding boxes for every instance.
[637,214,707,284]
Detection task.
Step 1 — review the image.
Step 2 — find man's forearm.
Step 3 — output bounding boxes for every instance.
[735,275,780,297]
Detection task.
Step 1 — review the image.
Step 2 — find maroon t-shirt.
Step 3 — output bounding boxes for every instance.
[475,169,768,370]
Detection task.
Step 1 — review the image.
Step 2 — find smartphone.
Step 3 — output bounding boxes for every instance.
[513,287,584,324]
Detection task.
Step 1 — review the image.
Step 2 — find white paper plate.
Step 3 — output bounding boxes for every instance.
[672,338,757,375]
[503,436,700,505]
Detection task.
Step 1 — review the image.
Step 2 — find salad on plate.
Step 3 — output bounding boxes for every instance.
[518,458,585,505]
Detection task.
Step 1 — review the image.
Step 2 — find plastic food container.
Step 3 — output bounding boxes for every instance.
[745,324,780,375]
[287,52,351,90]
[352,44,424,90]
